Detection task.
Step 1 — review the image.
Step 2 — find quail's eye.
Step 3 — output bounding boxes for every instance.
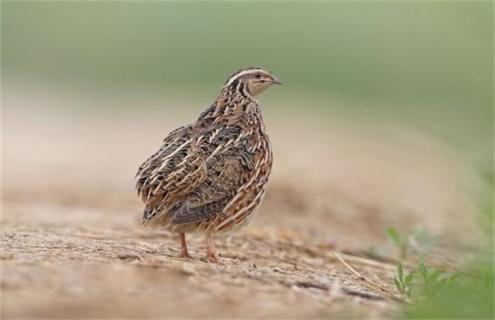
[255,74,262,79]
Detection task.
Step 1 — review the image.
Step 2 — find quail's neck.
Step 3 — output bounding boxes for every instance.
[212,82,255,109]
[202,86,258,122]
[223,79,252,98]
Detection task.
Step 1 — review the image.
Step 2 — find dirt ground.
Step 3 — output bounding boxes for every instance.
[1,87,483,318]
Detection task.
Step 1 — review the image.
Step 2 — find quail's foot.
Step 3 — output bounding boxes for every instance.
[206,235,220,263]
[179,233,192,259]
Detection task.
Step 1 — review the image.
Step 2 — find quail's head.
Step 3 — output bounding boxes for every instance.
[224,67,282,96]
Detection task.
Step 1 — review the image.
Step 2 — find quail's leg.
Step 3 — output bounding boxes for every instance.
[206,234,219,262]
[179,233,192,258]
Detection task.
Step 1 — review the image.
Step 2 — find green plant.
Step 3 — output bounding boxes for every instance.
[386,227,436,259]
[393,262,415,299]
[416,260,459,298]
[393,259,464,304]
[400,166,494,318]
[405,259,493,319]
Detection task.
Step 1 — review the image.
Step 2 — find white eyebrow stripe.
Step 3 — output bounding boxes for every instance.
[224,69,265,87]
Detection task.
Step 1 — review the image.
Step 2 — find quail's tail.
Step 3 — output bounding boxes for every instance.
[141,205,161,225]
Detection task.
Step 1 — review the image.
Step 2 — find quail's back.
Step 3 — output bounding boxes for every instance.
[136,67,280,253]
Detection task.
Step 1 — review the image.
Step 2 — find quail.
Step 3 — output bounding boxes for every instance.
[136,67,281,262]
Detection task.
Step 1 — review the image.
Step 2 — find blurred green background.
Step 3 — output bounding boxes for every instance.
[2,1,492,153]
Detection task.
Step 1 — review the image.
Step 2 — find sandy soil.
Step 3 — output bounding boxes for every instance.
[1,87,482,318]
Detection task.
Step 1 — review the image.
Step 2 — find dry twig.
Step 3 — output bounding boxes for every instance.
[332,251,406,303]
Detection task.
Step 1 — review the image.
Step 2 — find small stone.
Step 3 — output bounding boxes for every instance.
[117,252,143,261]
[178,262,197,276]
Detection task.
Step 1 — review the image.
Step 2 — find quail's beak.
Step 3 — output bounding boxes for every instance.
[270,76,283,85]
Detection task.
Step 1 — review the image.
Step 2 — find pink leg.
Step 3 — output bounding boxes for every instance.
[180,233,192,258]
[206,234,219,262]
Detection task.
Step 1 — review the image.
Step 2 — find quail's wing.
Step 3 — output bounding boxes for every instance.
[170,127,255,225]
[136,124,200,203]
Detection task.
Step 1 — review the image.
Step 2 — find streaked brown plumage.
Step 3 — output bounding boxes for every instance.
[136,67,281,261]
